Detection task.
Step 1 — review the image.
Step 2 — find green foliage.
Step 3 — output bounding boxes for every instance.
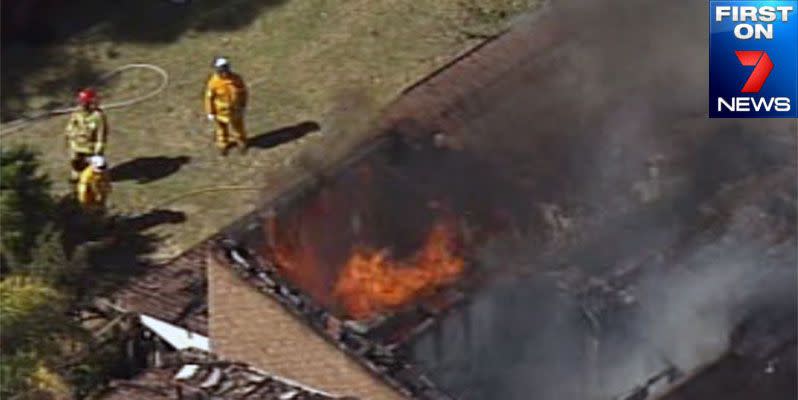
[27,225,69,280]
[0,277,82,399]
[0,146,124,398]
[0,276,70,353]
[1,146,55,267]
[0,351,39,398]
[65,341,128,399]
[28,225,91,295]
[0,147,81,398]
[1,352,71,399]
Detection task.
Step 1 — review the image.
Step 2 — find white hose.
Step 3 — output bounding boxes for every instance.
[0,63,169,137]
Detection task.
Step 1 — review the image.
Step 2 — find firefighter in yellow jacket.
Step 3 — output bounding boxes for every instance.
[65,88,108,182]
[204,57,248,155]
[77,155,112,212]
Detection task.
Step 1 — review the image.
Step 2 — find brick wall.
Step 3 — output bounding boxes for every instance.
[208,252,403,400]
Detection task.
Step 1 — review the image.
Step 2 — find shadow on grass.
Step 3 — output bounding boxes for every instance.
[248,121,320,150]
[0,46,103,122]
[3,0,288,45]
[59,201,187,298]
[1,0,287,121]
[110,156,190,184]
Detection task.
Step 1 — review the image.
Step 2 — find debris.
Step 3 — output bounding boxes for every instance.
[200,367,222,388]
[174,364,199,380]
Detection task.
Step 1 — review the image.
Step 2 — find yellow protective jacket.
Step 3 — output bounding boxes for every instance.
[77,167,112,209]
[65,108,108,154]
[204,72,247,123]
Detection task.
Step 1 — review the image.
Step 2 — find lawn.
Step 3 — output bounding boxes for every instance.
[2,0,543,260]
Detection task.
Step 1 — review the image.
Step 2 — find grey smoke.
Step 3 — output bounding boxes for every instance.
[408,0,796,399]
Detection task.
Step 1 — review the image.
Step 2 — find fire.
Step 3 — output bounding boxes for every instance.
[333,221,465,320]
[267,215,338,308]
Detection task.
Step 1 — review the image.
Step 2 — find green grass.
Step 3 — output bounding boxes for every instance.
[3,0,543,259]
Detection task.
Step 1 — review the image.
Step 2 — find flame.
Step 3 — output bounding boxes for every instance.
[333,221,465,320]
[267,214,336,307]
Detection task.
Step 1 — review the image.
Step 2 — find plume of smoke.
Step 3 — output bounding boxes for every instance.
[599,196,797,398]
[296,86,381,176]
[414,0,797,399]
[461,0,794,208]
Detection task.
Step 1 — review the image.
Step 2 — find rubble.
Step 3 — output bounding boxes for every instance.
[104,349,347,400]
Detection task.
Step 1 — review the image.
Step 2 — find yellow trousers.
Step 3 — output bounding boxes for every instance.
[69,150,92,181]
[213,114,247,150]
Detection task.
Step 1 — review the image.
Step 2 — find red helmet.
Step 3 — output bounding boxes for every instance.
[77,88,98,105]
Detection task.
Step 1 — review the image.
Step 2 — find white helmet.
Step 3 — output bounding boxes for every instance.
[90,155,107,171]
[213,57,230,70]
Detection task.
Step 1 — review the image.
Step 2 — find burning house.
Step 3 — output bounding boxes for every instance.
[103,1,796,399]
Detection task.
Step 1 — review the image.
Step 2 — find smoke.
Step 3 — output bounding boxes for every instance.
[599,185,798,397]
[253,0,796,397]
[414,169,796,400]
[553,0,708,111]
[461,0,794,208]
[408,0,796,399]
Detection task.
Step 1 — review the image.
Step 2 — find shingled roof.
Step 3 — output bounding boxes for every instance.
[108,242,211,334]
[102,367,174,400]
[102,350,347,400]
[656,341,797,400]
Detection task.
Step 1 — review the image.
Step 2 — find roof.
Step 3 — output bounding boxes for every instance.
[102,367,175,400]
[208,249,405,400]
[109,242,210,334]
[173,360,342,400]
[656,342,797,400]
[102,350,348,400]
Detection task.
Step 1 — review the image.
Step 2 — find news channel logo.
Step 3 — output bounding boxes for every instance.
[709,1,798,118]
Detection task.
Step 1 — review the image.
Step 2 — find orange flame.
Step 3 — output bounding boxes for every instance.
[333,221,465,320]
[267,215,337,308]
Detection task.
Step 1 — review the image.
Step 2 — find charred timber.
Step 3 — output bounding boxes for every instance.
[216,241,457,400]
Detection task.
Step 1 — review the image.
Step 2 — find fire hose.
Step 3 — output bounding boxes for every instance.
[1,0,277,140]
[150,185,269,209]
[0,61,280,212]
[0,63,169,137]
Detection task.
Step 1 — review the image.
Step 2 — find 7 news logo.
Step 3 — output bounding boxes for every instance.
[709,1,798,118]
[735,50,772,93]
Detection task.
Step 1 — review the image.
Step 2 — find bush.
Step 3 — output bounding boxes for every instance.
[0,276,70,353]
[1,146,55,268]
[0,276,80,399]
[0,353,71,400]
[0,145,139,398]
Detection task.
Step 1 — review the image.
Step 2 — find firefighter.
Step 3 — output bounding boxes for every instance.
[65,88,108,182]
[77,155,112,212]
[204,56,248,155]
